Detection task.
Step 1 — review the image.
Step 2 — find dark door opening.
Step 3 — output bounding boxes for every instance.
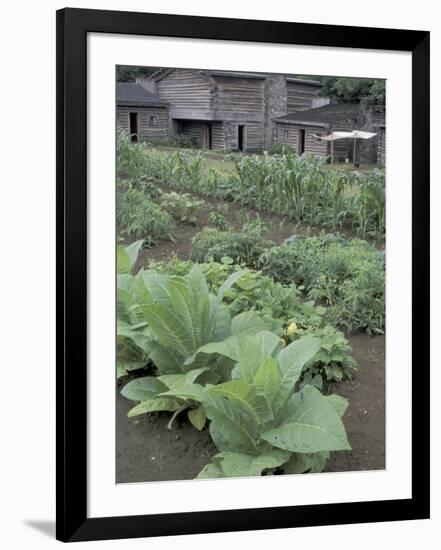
[238,125,245,152]
[208,124,212,150]
[298,129,306,155]
[129,112,138,142]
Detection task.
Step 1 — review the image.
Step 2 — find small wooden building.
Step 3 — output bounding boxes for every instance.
[273,101,385,164]
[116,83,169,142]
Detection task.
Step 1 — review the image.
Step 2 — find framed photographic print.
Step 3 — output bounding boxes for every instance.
[56,7,430,542]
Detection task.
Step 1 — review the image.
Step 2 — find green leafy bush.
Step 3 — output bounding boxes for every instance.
[260,235,385,333]
[117,261,274,384]
[269,143,294,155]
[117,128,150,180]
[208,209,230,231]
[117,188,174,247]
[291,325,357,386]
[160,191,205,225]
[145,134,196,148]
[190,225,273,267]
[191,331,350,477]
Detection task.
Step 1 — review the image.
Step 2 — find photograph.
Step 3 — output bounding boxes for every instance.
[115,65,386,484]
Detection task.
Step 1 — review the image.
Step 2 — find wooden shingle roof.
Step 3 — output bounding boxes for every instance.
[116,83,169,107]
[275,103,361,125]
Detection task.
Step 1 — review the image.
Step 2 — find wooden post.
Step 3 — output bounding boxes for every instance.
[353,136,357,166]
[331,137,334,164]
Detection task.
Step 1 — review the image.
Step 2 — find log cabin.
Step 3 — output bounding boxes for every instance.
[116,69,385,164]
[116,82,169,142]
[273,100,385,163]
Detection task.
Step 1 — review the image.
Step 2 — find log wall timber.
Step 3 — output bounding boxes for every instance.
[116,106,169,140]
[286,82,321,113]
[244,121,264,152]
[275,124,299,150]
[304,129,329,157]
[211,122,225,150]
[180,121,205,147]
[275,123,328,158]
[157,69,212,113]
[214,76,265,114]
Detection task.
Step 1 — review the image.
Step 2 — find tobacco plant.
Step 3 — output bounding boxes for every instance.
[160,191,205,225]
[190,331,351,477]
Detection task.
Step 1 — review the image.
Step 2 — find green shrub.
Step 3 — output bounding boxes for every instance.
[260,235,385,334]
[117,188,174,247]
[145,134,196,148]
[289,324,357,387]
[190,225,273,267]
[118,244,352,476]
[160,191,205,225]
[208,207,230,231]
[269,143,294,155]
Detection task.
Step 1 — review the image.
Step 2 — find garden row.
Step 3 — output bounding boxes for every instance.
[117,241,352,478]
[117,128,385,239]
[116,132,385,478]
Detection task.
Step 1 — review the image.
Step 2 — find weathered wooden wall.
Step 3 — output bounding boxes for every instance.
[244,121,264,152]
[179,121,205,147]
[211,122,225,150]
[275,124,328,157]
[215,76,264,114]
[157,69,212,111]
[116,106,169,140]
[286,82,321,113]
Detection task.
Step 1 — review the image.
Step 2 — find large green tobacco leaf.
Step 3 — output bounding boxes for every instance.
[253,357,281,412]
[272,336,321,414]
[201,392,260,454]
[188,406,206,431]
[196,462,223,479]
[283,451,330,474]
[188,330,280,378]
[213,449,290,478]
[128,397,182,417]
[208,380,273,424]
[262,385,351,453]
[117,240,143,275]
[142,304,195,358]
[121,376,167,401]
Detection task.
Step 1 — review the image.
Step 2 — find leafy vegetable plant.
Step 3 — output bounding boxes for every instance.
[191,331,351,478]
[117,188,174,247]
[160,191,205,225]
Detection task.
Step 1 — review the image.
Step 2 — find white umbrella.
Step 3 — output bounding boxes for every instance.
[313,130,377,164]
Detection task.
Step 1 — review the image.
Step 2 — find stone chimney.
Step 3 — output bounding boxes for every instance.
[357,97,377,164]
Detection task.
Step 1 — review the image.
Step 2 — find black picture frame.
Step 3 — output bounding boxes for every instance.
[56,7,430,542]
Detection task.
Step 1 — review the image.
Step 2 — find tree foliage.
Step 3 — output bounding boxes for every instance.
[116,65,157,82]
[296,75,385,104]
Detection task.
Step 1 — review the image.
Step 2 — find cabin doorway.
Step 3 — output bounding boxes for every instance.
[238,125,245,152]
[129,112,138,142]
[298,129,306,154]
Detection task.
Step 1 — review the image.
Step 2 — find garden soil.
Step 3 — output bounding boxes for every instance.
[117,187,385,483]
[116,334,385,483]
